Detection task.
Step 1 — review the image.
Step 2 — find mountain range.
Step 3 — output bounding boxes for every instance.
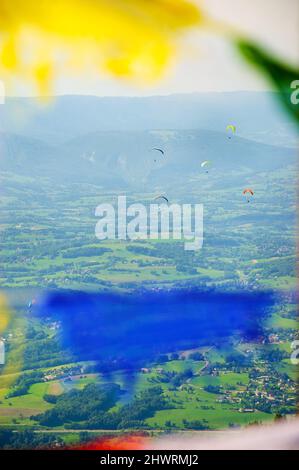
[0,92,297,188]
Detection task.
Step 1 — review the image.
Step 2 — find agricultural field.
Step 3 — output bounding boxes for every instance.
[0,161,298,446]
[0,164,297,291]
[0,304,297,431]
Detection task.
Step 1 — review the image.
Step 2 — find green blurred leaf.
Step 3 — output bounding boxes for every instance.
[237,39,299,125]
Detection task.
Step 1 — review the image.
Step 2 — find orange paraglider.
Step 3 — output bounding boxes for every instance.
[243,188,254,203]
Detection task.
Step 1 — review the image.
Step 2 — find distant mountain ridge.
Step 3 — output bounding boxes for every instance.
[0,92,297,147]
[0,128,296,188]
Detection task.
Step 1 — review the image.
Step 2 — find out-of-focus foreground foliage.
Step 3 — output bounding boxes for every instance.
[237,40,299,124]
[0,1,298,124]
[0,0,201,93]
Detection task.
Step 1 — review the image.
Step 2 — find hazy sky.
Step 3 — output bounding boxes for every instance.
[5,0,299,97]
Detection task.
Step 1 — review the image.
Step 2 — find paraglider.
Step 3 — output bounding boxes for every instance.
[243,188,254,203]
[201,160,212,173]
[152,148,165,163]
[153,148,165,155]
[154,194,169,204]
[226,124,236,139]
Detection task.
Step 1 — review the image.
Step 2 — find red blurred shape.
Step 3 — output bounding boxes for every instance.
[74,434,148,450]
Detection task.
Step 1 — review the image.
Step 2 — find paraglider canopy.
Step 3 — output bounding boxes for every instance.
[226,124,236,139]
[152,148,165,155]
[201,160,212,173]
[152,147,165,163]
[154,194,169,204]
[243,188,254,196]
[226,124,236,133]
[243,188,254,203]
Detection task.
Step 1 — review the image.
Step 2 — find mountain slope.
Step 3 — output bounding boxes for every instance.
[0,129,296,187]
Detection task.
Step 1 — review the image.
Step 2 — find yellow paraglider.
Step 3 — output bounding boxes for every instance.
[226,124,236,139]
